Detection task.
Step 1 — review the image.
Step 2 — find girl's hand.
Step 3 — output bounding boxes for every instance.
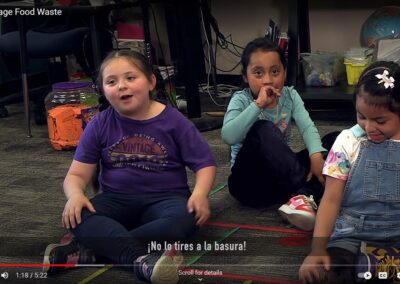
[299,251,331,284]
[187,192,210,226]
[255,86,281,109]
[62,193,96,229]
[307,152,325,186]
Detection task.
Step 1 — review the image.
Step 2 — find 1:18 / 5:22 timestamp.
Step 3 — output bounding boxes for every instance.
[15,272,47,279]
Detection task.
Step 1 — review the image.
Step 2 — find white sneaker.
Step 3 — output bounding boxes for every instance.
[278,195,317,231]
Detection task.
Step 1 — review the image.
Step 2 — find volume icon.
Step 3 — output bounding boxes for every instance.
[0,272,8,279]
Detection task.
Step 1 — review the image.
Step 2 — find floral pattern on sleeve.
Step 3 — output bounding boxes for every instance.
[323,150,351,180]
[322,128,362,181]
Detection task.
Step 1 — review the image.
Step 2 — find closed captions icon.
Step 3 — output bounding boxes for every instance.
[378,272,387,279]
[0,272,8,279]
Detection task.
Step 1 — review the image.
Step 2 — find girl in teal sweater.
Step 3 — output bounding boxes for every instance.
[222,37,338,231]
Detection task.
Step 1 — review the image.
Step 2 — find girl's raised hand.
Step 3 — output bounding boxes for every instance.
[62,193,96,229]
[255,85,281,109]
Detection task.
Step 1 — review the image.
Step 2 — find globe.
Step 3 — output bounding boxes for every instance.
[361,6,400,48]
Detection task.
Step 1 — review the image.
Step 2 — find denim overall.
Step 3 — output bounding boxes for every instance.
[329,134,400,253]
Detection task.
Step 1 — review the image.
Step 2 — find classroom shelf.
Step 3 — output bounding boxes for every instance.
[297,83,355,102]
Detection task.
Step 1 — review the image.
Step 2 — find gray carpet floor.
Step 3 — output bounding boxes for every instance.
[0,102,354,283]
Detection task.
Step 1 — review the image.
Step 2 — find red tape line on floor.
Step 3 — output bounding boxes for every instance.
[205,221,310,235]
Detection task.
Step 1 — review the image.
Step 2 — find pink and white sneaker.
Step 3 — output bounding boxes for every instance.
[278,195,317,231]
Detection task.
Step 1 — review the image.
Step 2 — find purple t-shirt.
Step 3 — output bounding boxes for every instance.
[74,103,216,195]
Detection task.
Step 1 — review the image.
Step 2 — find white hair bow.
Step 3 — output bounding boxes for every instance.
[375,70,395,89]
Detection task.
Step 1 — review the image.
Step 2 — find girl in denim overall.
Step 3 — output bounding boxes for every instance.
[299,61,400,284]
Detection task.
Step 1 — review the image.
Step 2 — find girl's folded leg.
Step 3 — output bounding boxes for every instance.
[229,120,307,207]
[129,193,197,244]
[129,194,197,284]
[70,192,150,265]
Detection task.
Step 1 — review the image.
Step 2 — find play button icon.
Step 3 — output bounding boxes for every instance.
[364,271,372,280]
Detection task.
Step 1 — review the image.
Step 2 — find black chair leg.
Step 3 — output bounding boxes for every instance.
[33,93,47,125]
[0,105,8,118]
[34,109,46,125]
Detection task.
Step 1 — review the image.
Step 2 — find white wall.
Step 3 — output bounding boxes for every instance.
[307,1,395,53]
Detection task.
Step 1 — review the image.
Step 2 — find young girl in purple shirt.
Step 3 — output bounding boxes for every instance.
[44,50,216,284]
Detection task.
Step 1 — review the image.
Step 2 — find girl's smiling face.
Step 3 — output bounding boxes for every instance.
[356,94,400,142]
[102,58,156,119]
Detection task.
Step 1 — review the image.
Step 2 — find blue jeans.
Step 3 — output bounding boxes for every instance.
[71,192,197,265]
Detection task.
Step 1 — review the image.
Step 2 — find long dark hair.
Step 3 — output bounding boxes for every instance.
[354,61,400,115]
[240,37,287,83]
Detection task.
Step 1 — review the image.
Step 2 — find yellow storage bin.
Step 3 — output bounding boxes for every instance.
[344,60,369,85]
[344,47,373,85]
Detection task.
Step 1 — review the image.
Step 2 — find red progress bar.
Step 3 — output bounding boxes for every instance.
[0,264,75,267]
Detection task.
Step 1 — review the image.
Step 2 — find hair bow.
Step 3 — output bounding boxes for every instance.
[375,70,395,89]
